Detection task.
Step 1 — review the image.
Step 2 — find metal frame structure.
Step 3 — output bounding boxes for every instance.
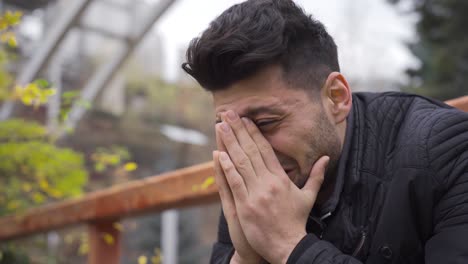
[0,0,93,120]
[0,0,177,132]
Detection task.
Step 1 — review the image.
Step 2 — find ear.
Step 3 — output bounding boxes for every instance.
[322,72,352,124]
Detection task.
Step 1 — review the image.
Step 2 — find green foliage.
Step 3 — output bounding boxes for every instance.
[91,145,130,172]
[0,11,55,106]
[0,117,45,141]
[0,245,29,264]
[390,0,468,100]
[0,11,21,99]
[13,80,56,108]
[0,119,88,216]
[0,50,13,101]
[0,10,91,264]
[0,11,22,30]
[0,10,22,48]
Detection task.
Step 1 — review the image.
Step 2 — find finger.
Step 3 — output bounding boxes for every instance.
[215,124,227,152]
[241,117,283,173]
[302,156,329,200]
[213,151,236,218]
[223,110,268,176]
[218,151,248,202]
[217,122,257,189]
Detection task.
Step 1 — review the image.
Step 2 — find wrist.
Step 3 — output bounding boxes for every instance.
[274,232,307,264]
[231,251,261,264]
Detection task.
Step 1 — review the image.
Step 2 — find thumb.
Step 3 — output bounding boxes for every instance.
[301,156,329,200]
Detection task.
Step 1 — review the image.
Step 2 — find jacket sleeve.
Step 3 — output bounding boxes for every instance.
[423,109,468,263]
[210,210,235,264]
[210,209,364,264]
[286,234,363,264]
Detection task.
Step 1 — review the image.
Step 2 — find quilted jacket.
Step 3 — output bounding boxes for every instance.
[210,92,468,264]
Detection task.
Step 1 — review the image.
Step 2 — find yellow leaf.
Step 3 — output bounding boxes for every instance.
[151,248,163,264]
[113,222,123,232]
[32,192,45,204]
[0,20,7,31]
[102,233,114,245]
[151,255,161,264]
[39,179,49,191]
[7,34,17,47]
[12,83,56,106]
[0,32,11,42]
[44,88,56,96]
[7,200,20,210]
[20,95,33,105]
[124,162,138,172]
[25,83,40,94]
[0,32,16,47]
[78,241,89,255]
[201,176,215,190]
[138,255,148,264]
[12,84,23,98]
[22,183,32,192]
[48,189,63,199]
[4,11,22,26]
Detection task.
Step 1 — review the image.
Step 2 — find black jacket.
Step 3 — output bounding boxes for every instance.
[210,92,468,264]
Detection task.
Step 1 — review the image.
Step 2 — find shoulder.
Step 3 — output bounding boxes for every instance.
[353,91,450,116]
[353,92,468,179]
[353,92,462,138]
[424,106,468,185]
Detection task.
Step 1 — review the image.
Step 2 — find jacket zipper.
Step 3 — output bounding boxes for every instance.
[352,230,367,257]
[309,212,332,239]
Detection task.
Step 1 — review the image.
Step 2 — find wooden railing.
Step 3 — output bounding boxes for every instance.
[0,95,467,263]
[0,162,218,263]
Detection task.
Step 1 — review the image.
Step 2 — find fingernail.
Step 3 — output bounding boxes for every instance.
[227,110,237,121]
[219,152,228,161]
[221,122,230,132]
[241,117,250,125]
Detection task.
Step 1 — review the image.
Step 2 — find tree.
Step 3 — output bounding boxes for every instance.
[0,119,88,215]
[0,10,88,264]
[390,0,468,100]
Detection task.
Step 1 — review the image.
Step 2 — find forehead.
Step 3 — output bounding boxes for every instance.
[212,66,308,116]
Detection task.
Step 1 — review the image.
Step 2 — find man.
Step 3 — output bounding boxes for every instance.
[182,0,468,263]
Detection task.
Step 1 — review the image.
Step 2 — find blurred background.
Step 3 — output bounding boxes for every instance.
[0,0,466,263]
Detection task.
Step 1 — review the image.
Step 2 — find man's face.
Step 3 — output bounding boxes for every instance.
[213,66,342,187]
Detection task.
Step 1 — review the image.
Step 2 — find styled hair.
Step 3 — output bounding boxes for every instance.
[182,0,339,93]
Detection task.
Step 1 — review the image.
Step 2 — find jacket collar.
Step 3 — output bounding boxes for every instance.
[312,99,355,218]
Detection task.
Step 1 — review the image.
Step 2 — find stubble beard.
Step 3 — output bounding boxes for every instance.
[297,109,342,190]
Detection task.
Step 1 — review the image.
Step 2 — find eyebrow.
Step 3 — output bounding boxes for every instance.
[215,105,284,124]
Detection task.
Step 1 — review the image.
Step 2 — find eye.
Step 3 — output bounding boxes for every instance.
[255,119,277,128]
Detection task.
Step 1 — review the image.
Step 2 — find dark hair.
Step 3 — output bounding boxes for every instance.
[182,0,339,93]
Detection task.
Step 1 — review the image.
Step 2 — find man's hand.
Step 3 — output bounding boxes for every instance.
[214,123,263,264]
[214,151,263,264]
[216,110,329,264]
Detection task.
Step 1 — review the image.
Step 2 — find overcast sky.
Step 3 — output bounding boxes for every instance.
[153,0,419,84]
[17,0,419,87]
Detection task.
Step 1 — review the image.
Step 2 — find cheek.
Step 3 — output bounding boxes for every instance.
[264,130,303,157]
[263,131,285,152]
